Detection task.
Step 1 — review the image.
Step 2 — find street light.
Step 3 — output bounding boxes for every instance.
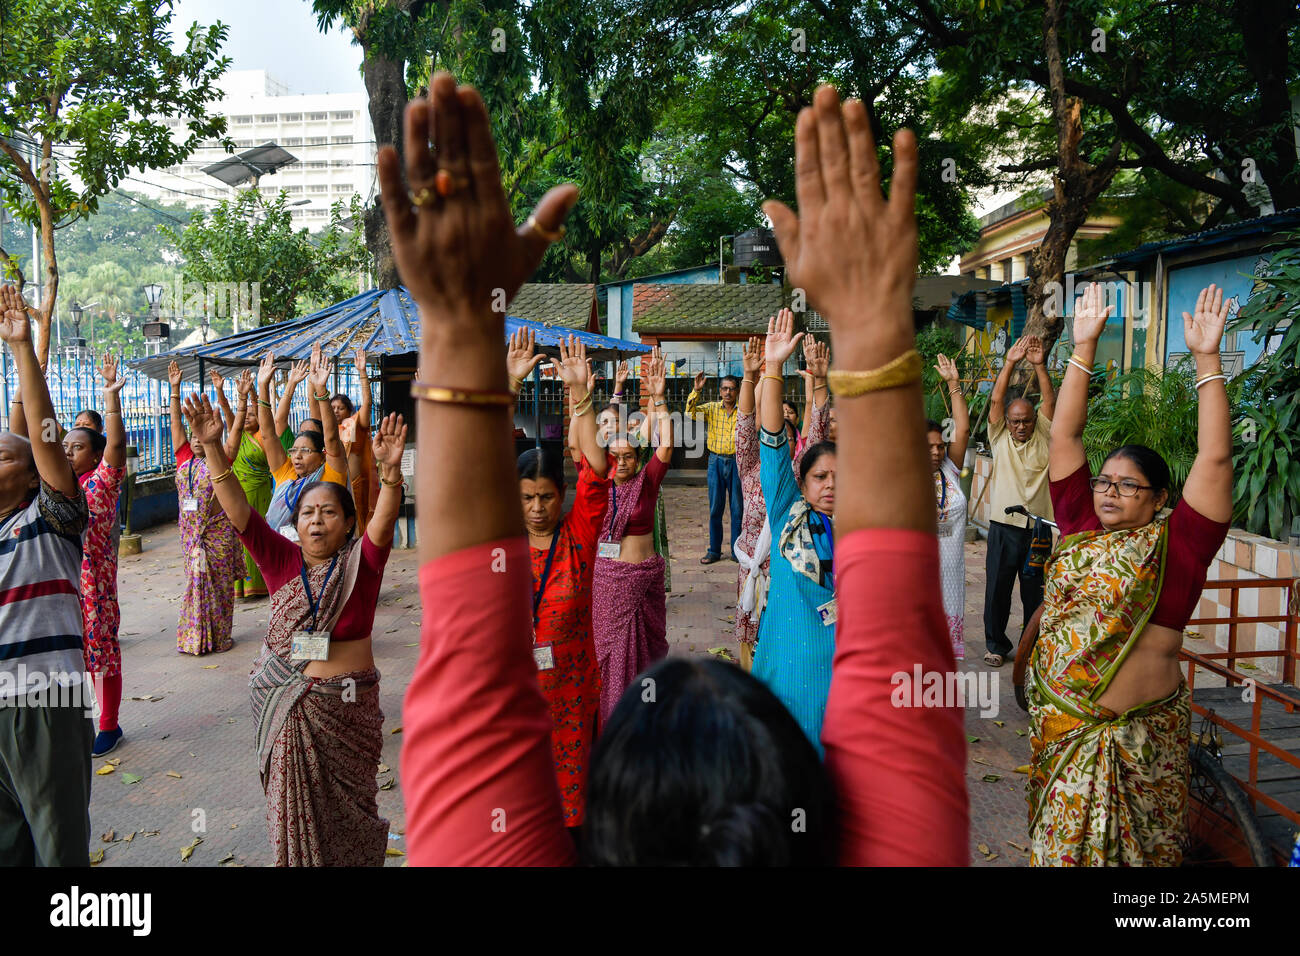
[143,283,164,314]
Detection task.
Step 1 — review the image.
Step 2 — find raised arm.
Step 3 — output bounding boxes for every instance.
[760,308,802,436]
[556,335,606,478]
[167,361,189,455]
[684,370,708,420]
[0,286,78,496]
[738,336,762,416]
[354,347,372,429]
[308,343,348,479]
[1049,284,1109,481]
[988,335,1030,428]
[275,359,309,437]
[800,335,831,435]
[644,348,673,463]
[1026,336,1056,421]
[1179,284,1234,522]
[366,412,407,548]
[182,394,250,532]
[256,352,288,474]
[99,354,127,469]
[210,369,235,431]
[936,353,969,468]
[226,369,252,462]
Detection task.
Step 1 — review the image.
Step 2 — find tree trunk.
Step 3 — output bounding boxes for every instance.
[1235,0,1300,211]
[361,48,407,290]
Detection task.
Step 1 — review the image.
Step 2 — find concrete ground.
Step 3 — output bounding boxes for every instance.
[88,484,1033,866]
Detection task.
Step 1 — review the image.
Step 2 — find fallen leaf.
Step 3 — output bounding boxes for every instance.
[108,758,122,766]
[189,752,196,758]
[141,830,160,837]
[120,772,142,785]
[124,832,135,843]
[1015,729,1027,737]
[1006,840,1028,852]
[977,843,990,855]
[1014,764,1031,774]
[390,726,402,735]
[379,779,395,791]
[1239,661,1258,670]
[706,646,736,661]
[101,829,115,842]
[385,847,405,857]
[377,764,390,774]
[972,756,991,766]
[966,735,980,743]
[229,824,238,830]
[993,720,1005,728]
[166,771,182,779]
[984,853,999,862]
[180,837,203,862]
[96,764,116,776]
[129,694,156,701]
[202,665,219,669]
[982,773,1002,783]
[217,852,234,864]
[404,642,418,647]
[89,849,105,865]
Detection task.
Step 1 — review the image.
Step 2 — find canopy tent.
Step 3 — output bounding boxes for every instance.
[130,286,649,381]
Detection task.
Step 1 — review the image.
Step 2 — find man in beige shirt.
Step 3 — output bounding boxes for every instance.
[983,335,1056,666]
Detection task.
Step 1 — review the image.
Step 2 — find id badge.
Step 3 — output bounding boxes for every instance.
[290,630,331,661]
[817,597,838,627]
[280,524,301,543]
[182,497,200,513]
[533,644,555,671]
[597,541,621,560]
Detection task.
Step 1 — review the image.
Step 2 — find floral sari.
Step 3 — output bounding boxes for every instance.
[1027,517,1189,866]
[175,456,241,655]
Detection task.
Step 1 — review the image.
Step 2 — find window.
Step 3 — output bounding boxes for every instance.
[283,137,303,146]
[233,115,253,125]
[332,183,352,192]
[307,136,327,145]
[331,136,350,144]
[331,110,354,120]
[258,114,277,123]
[307,112,328,121]
[308,208,327,217]
[331,159,349,167]
[284,185,303,194]
[306,160,328,169]
[281,113,302,122]
[308,184,328,193]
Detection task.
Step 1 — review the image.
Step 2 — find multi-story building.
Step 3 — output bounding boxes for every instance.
[129,70,375,231]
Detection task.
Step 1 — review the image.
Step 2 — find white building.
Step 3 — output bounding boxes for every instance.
[130,70,376,231]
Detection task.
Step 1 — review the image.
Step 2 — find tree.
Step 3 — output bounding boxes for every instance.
[161,191,370,326]
[0,0,231,365]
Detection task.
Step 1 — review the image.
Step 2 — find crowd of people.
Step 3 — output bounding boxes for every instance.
[0,71,1266,868]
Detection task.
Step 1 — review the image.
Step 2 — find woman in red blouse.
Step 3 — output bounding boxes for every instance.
[507,328,610,828]
[394,76,966,865]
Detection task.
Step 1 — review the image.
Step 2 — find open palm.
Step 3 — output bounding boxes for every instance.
[182,395,223,445]
[1183,284,1230,356]
[372,412,408,467]
[765,308,804,366]
[0,285,32,344]
[556,335,589,389]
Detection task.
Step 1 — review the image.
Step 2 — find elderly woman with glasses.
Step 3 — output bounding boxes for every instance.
[1028,282,1233,867]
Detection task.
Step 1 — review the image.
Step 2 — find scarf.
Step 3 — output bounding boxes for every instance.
[735,516,771,617]
[778,499,833,589]
[265,462,326,533]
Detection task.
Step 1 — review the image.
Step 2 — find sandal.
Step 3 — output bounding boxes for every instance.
[983,652,1004,667]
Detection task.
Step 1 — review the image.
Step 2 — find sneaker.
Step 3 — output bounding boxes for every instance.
[91,727,123,757]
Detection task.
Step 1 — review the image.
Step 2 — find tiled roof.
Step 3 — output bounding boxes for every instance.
[507,282,595,329]
[633,282,797,334]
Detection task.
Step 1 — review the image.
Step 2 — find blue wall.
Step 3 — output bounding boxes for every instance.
[1165,254,1272,368]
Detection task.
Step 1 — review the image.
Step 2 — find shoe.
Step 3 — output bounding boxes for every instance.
[699,554,721,565]
[91,727,123,757]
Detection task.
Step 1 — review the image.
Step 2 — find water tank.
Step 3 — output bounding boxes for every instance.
[733,227,783,268]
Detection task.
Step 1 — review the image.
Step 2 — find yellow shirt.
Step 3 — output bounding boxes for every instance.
[684,391,738,456]
[987,410,1054,529]
[272,459,347,489]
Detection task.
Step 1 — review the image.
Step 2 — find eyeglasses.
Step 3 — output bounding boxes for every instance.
[1089,476,1153,497]
[289,448,320,457]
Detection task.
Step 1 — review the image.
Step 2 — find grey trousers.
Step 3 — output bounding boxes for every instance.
[0,696,93,866]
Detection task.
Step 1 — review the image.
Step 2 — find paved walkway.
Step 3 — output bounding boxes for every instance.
[89,485,1033,866]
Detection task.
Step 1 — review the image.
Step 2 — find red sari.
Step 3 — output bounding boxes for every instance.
[530,458,609,825]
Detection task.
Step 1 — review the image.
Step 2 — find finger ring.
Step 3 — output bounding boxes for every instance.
[409,186,435,207]
[435,170,471,197]
[527,215,566,242]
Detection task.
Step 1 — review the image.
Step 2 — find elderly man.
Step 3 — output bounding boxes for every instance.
[686,371,742,564]
[0,285,93,866]
[983,334,1056,667]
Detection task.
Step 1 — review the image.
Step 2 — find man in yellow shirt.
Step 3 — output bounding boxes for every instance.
[685,371,741,564]
[983,335,1056,666]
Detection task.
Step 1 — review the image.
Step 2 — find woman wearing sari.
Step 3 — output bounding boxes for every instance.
[256,348,350,541]
[332,347,378,537]
[167,361,243,655]
[735,329,830,672]
[182,393,406,866]
[592,348,673,725]
[1030,281,1232,866]
[928,353,969,662]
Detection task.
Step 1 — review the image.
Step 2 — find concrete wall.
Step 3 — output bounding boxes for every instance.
[126,472,179,531]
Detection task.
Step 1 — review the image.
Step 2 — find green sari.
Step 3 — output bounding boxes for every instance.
[231,429,292,596]
[637,444,671,592]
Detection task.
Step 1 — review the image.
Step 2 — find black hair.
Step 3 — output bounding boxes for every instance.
[293,430,325,454]
[720,375,741,390]
[331,394,355,416]
[783,399,799,415]
[76,409,104,432]
[300,418,324,434]
[289,481,356,538]
[798,440,836,485]
[583,658,833,865]
[1103,444,1172,500]
[517,447,566,492]
[925,419,943,434]
[66,426,107,455]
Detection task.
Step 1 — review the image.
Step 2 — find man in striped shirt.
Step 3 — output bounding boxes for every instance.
[686,372,742,564]
[0,285,93,866]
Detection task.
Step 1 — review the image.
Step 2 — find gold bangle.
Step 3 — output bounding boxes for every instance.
[827,349,922,397]
[410,381,513,407]
[508,375,524,394]
[210,468,234,484]
[380,473,404,488]
[572,394,594,417]
[761,374,784,385]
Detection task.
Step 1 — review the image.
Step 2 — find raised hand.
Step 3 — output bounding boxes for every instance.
[765,308,805,367]
[1006,335,1031,365]
[742,335,764,374]
[585,359,596,394]
[257,351,276,390]
[556,334,590,390]
[308,342,330,392]
[935,352,959,384]
[760,85,918,367]
[1072,283,1114,346]
[693,370,707,393]
[372,412,409,468]
[615,359,630,391]
[0,285,32,344]
[505,327,544,383]
[181,394,223,446]
[375,72,578,329]
[168,359,183,389]
[1183,284,1230,356]
[804,336,830,378]
[1024,335,1045,366]
[99,354,126,394]
[645,347,667,400]
[208,368,225,392]
[236,368,254,397]
[288,359,310,387]
[354,347,369,375]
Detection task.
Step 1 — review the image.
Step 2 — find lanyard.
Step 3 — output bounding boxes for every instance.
[187,458,198,497]
[606,484,619,543]
[935,469,948,512]
[531,519,563,628]
[812,511,835,587]
[299,552,340,633]
[286,476,309,516]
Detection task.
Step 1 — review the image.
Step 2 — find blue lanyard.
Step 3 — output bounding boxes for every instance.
[299,552,340,633]
[935,469,948,512]
[286,476,308,516]
[532,519,563,628]
[186,459,197,496]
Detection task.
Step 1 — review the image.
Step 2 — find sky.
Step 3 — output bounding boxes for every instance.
[170,0,366,96]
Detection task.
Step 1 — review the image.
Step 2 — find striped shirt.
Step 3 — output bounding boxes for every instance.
[684,391,738,456]
[0,482,89,699]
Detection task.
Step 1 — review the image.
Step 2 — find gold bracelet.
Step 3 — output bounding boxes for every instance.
[572,394,594,417]
[827,349,922,397]
[380,472,404,488]
[508,375,524,394]
[410,381,513,407]
[761,374,784,385]
[210,468,234,484]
